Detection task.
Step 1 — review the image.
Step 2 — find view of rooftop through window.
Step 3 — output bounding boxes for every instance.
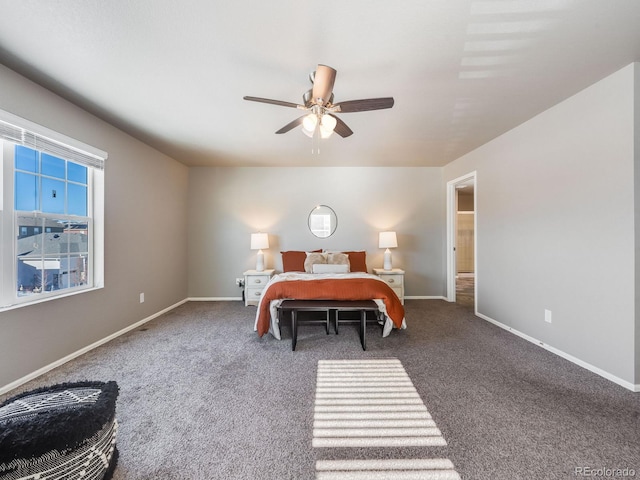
[14,145,90,296]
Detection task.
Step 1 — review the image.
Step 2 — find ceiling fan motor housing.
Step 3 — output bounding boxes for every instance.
[311,65,337,106]
[303,89,334,108]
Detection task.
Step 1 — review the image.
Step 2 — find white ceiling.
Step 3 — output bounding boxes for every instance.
[1,1,639,167]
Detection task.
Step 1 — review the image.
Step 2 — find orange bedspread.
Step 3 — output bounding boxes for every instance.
[256,277,405,337]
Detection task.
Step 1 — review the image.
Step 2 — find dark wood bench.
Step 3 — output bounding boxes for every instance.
[277,299,379,351]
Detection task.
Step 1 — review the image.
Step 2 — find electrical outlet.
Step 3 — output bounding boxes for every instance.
[235,278,244,287]
[140,292,145,303]
[544,309,552,323]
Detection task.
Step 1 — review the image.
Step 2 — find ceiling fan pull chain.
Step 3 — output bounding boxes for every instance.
[310,123,316,154]
[315,123,320,155]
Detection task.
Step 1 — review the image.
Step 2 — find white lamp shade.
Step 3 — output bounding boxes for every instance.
[302,114,337,138]
[321,114,337,131]
[320,114,336,138]
[378,231,398,249]
[250,233,269,250]
[302,114,318,132]
[319,125,333,139]
[302,114,317,137]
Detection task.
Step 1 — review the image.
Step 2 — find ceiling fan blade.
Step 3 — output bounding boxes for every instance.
[275,115,307,134]
[329,114,353,138]
[243,96,302,109]
[336,97,395,113]
[311,65,336,106]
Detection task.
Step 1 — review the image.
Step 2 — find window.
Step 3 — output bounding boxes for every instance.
[1,110,106,309]
[15,146,90,297]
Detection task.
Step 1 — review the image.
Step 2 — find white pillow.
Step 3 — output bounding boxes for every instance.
[312,263,350,274]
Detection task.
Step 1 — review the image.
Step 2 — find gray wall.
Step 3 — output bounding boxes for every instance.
[0,64,189,389]
[188,167,446,299]
[444,63,638,385]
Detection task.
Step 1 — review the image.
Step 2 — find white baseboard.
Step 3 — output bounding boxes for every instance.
[405,296,447,300]
[188,297,242,302]
[475,311,640,393]
[0,298,189,396]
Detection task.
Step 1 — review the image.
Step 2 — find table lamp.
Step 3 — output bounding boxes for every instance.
[379,231,397,271]
[250,233,269,271]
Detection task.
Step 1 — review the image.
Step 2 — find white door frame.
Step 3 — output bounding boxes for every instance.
[446,171,477,304]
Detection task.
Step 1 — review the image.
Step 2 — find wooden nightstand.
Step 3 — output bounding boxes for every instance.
[373,268,405,304]
[243,269,274,306]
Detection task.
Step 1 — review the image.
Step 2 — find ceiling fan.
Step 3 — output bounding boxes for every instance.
[243,65,394,138]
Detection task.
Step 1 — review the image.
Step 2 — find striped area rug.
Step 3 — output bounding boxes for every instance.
[313,358,460,479]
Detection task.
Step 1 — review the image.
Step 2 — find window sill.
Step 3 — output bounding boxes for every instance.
[0,285,104,313]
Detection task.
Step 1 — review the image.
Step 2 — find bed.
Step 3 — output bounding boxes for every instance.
[253,250,406,340]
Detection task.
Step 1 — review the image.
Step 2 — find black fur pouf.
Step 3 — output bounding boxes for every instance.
[0,381,119,480]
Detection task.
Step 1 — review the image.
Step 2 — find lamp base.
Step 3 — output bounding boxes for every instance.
[383,249,392,271]
[256,250,265,272]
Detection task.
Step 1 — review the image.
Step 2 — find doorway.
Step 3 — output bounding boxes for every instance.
[446,172,476,309]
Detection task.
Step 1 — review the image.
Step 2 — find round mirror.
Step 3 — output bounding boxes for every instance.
[308,205,337,238]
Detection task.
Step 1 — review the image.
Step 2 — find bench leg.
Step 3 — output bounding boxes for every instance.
[360,310,367,351]
[326,310,330,334]
[334,309,339,335]
[291,310,298,351]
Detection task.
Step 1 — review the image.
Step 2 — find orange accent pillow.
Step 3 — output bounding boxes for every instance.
[343,251,367,272]
[281,250,321,272]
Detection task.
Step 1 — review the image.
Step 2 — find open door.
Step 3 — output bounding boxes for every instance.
[446,172,476,308]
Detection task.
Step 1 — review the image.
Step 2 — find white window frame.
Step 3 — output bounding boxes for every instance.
[0,109,106,310]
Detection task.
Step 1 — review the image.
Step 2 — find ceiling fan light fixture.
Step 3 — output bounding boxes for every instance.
[321,114,337,131]
[318,114,336,138]
[302,113,318,133]
[319,125,334,139]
